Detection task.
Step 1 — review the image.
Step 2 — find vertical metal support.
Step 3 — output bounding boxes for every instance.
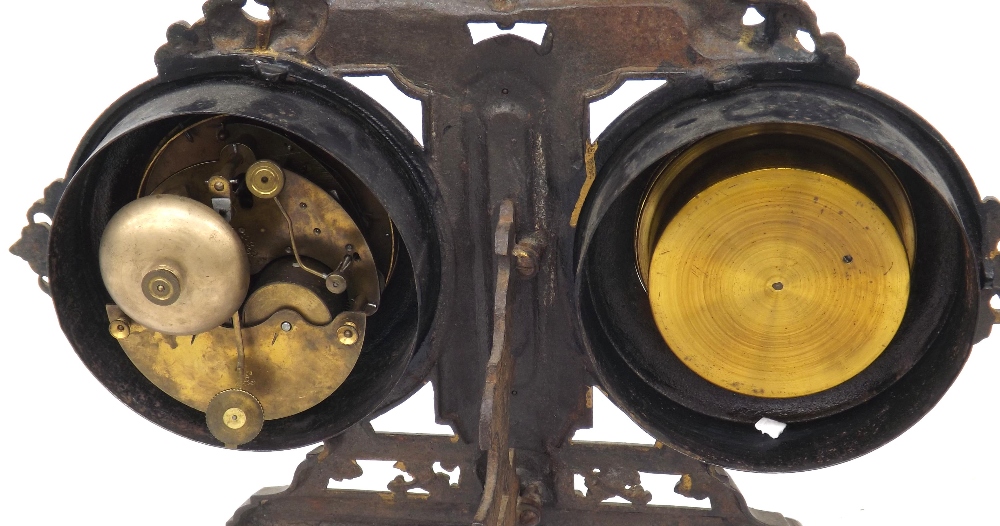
[474,200,519,526]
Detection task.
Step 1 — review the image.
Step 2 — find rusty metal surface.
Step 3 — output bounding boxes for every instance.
[11,0,863,458]
[14,0,853,523]
[229,401,800,525]
[21,0,978,524]
[473,199,518,526]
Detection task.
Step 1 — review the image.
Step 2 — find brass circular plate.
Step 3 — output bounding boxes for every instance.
[243,282,333,327]
[99,194,251,335]
[141,269,181,306]
[206,389,264,448]
[114,309,367,420]
[246,160,285,199]
[648,168,910,398]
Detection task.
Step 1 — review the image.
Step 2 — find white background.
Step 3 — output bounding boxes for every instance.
[2,1,998,525]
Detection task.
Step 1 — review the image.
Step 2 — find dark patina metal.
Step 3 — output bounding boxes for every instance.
[12,0,1000,524]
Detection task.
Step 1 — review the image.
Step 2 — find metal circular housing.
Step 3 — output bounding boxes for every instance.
[99,194,250,335]
[575,81,988,471]
[49,58,440,451]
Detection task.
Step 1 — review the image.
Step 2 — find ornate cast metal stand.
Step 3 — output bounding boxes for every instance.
[14,0,872,523]
[230,202,797,526]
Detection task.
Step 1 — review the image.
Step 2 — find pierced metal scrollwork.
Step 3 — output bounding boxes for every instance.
[155,0,330,69]
[553,440,797,526]
[10,179,66,295]
[576,467,652,506]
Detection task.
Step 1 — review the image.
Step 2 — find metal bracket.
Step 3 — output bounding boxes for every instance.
[228,200,797,526]
[10,178,66,295]
[975,197,1000,341]
[474,199,519,525]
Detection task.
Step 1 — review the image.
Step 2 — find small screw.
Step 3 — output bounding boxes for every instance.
[843,255,854,264]
[314,228,322,235]
[502,88,509,95]
[299,202,307,209]
[281,321,292,332]
[326,274,348,294]
[214,181,225,191]
[338,322,359,346]
[109,320,131,340]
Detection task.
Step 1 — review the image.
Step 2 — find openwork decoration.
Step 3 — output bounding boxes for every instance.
[11,179,65,294]
[14,0,998,525]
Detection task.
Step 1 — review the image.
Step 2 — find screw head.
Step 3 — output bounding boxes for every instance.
[246,160,285,199]
[109,319,131,340]
[141,268,181,306]
[223,407,248,430]
[338,322,359,346]
[326,274,348,294]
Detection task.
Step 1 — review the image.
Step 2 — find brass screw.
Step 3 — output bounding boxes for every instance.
[246,160,285,199]
[338,322,359,346]
[141,268,181,306]
[208,175,229,193]
[326,274,348,294]
[109,319,131,340]
[223,407,247,430]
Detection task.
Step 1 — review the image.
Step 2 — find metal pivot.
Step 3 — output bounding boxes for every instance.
[228,200,797,526]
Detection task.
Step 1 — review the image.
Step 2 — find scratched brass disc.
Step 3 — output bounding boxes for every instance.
[647,168,910,398]
[206,389,264,448]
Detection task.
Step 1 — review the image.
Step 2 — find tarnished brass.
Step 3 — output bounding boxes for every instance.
[108,305,367,420]
[325,274,348,294]
[636,124,916,288]
[141,268,181,306]
[139,116,398,287]
[109,319,130,340]
[206,389,264,448]
[246,160,285,199]
[274,196,331,281]
[337,321,359,346]
[95,116,394,439]
[243,282,333,327]
[149,154,381,314]
[99,194,251,335]
[208,175,230,195]
[647,168,910,398]
[223,407,248,429]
